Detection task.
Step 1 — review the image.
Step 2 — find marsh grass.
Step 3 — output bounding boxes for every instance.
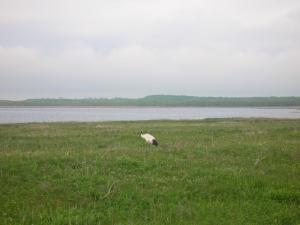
[0,119,299,224]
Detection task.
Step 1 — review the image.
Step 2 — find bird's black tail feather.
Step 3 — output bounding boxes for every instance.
[152,139,158,146]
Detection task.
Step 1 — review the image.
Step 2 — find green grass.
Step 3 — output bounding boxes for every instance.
[0,119,299,225]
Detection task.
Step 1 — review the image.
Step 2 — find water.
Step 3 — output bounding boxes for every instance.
[0,107,299,124]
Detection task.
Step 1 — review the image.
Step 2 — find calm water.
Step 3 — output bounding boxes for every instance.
[0,107,299,124]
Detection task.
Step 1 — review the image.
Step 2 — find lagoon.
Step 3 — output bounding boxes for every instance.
[0,106,299,124]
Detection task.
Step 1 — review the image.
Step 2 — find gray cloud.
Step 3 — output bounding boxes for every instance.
[0,0,299,99]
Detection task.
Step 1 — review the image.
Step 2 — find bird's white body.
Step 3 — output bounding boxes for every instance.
[141,132,158,146]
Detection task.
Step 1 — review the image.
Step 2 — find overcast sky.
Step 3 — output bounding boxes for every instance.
[0,0,299,99]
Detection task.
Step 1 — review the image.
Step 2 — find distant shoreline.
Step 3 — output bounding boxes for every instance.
[0,105,300,109]
[1,95,300,107]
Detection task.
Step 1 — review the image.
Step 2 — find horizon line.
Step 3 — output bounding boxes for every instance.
[1,94,300,101]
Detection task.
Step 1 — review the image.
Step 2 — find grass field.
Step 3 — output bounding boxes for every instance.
[0,119,299,225]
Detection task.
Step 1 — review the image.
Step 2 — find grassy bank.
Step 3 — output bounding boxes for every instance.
[0,119,299,224]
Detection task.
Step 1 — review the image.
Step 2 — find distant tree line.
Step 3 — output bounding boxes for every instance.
[1,95,300,107]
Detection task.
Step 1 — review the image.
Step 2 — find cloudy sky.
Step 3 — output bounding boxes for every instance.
[0,0,299,99]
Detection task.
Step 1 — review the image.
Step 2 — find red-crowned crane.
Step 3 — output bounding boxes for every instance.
[141,131,158,146]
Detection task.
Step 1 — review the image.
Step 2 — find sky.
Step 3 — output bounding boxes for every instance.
[0,0,300,99]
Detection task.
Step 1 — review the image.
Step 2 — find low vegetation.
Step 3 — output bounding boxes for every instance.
[0,119,299,224]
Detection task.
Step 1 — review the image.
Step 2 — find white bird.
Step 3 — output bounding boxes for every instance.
[140,131,158,146]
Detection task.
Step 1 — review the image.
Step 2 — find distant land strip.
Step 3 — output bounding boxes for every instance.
[1,95,300,107]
